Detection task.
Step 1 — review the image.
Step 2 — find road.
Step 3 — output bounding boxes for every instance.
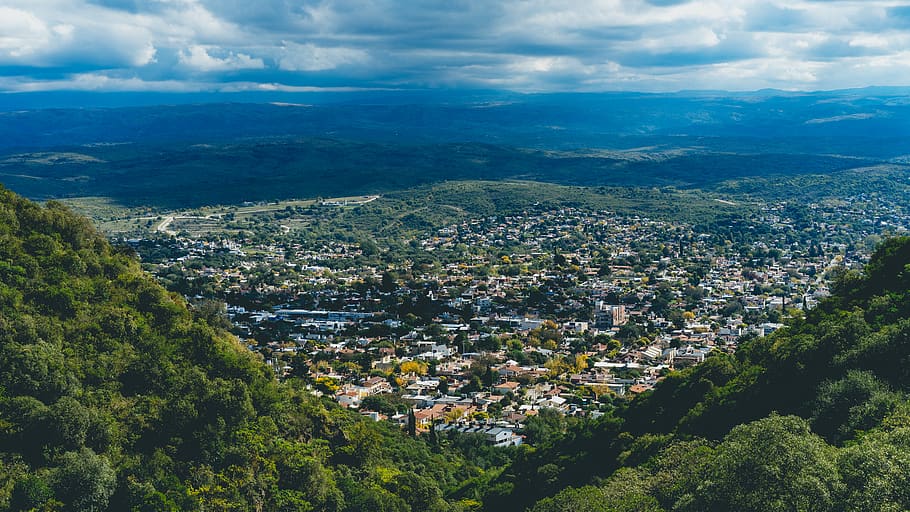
[155,216,175,235]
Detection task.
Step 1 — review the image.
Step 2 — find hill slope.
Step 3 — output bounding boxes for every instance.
[0,138,889,209]
[0,187,480,511]
[484,237,910,511]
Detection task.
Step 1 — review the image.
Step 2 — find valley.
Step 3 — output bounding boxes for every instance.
[2,93,910,511]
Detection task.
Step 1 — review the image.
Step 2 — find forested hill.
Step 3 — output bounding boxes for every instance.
[485,237,910,511]
[0,186,481,511]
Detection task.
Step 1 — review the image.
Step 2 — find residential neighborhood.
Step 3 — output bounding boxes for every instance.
[122,193,908,444]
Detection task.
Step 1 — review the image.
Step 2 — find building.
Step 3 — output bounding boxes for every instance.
[595,302,626,328]
[435,424,523,447]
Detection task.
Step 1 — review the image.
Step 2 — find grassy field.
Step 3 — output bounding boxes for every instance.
[63,194,383,237]
[62,181,751,241]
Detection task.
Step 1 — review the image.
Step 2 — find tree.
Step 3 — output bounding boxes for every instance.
[10,473,55,511]
[684,415,839,512]
[47,396,90,450]
[408,409,417,437]
[553,253,567,267]
[573,354,589,373]
[482,365,496,387]
[811,370,900,444]
[425,323,446,338]
[389,472,445,511]
[359,239,380,257]
[380,272,398,293]
[530,485,662,512]
[286,353,311,380]
[315,376,340,394]
[438,377,449,395]
[837,425,910,511]
[400,360,428,376]
[53,448,117,512]
[361,395,406,416]
[522,408,567,446]
[617,321,643,343]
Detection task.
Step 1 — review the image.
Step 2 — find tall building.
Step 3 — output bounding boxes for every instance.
[595,301,626,328]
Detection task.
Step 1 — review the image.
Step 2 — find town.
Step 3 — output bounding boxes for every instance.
[111,189,907,446]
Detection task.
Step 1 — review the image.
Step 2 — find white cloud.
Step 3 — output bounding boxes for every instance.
[0,73,389,94]
[0,7,62,60]
[178,45,264,72]
[849,34,892,49]
[160,1,249,44]
[0,5,157,68]
[278,42,368,72]
[0,73,196,92]
[636,27,724,52]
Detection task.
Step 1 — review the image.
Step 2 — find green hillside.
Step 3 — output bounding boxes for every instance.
[0,138,885,209]
[484,237,910,511]
[0,187,490,511]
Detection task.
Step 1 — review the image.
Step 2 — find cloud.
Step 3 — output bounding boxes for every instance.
[0,3,157,69]
[0,73,196,92]
[278,42,368,72]
[0,7,61,60]
[0,73,390,93]
[4,0,910,93]
[179,45,264,72]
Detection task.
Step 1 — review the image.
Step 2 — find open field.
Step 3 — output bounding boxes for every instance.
[62,194,381,237]
[61,181,752,243]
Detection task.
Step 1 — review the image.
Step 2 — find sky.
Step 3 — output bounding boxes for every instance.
[2,0,910,94]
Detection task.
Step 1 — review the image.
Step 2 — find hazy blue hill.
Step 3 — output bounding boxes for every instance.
[2,90,910,151]
[0,89,908,210]
[0,136,885,208]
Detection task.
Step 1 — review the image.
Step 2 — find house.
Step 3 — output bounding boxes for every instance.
[361,376,393,395]
[497,364,523,378]
[361,411,386,421]
[416,344,455,361]
[492,381,521,395]
[435,424,523,447]
[537,395,567,410]
[628,383,652,395]
[406,379,440,394]
[336,391,361,408]
[484,427,523,447]
[414,403,477,430]
[563,321,589,333]
[641,345,663,361]
[669,345,711,367]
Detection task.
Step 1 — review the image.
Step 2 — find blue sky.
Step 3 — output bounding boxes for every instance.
[2,0,910,93]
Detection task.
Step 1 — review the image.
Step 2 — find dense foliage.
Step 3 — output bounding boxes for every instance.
[486,236,910,511]
[0,187,491,511]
